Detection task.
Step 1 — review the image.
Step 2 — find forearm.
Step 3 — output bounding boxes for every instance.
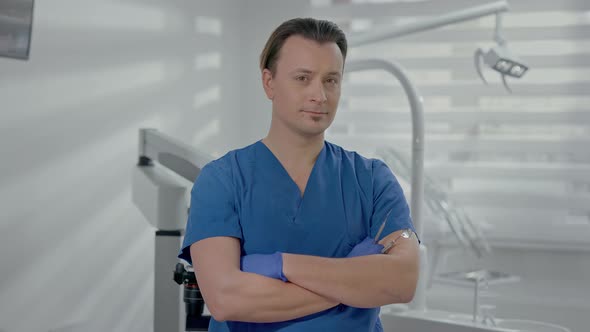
[212,270,338,323]
[282,253,417,308]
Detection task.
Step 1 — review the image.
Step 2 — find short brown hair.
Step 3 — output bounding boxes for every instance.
[260,18,347,75]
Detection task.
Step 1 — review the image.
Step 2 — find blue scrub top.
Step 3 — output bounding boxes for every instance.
[179,140,415,332]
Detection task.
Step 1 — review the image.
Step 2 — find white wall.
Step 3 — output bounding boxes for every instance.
[0,1,242,331]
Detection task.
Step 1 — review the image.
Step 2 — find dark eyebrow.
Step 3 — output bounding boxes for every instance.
[290,68,313,75]
[290,68,342,78]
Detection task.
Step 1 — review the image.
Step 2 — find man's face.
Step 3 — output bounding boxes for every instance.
[263,35,344,138]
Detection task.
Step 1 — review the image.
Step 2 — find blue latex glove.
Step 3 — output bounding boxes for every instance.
[347,236,384,258]
[240,252,288,282]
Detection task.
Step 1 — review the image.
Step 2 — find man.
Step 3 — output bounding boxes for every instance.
[179,17,419,331]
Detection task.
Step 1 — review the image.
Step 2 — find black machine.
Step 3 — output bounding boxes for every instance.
[174,263,211,331]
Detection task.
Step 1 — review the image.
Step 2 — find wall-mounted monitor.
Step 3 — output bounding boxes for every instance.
[0,0,34,60]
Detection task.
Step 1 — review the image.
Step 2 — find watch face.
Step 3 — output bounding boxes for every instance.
[381,229,413,254]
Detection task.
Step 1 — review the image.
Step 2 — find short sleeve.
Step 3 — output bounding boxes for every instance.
[370,159,419,243]
[178,161,242,265]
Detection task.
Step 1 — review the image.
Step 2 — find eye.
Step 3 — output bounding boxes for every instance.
[296,75,309,82]
[326,78,340,85]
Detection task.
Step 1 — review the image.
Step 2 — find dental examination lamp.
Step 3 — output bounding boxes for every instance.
[346,0,523,312]
[474,12,529,92]
[350,0,528,93]
[132,128,213,332]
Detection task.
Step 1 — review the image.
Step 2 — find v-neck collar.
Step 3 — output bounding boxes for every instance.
[256,140,326,199]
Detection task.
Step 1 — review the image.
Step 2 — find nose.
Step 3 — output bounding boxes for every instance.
[309,80,327,104]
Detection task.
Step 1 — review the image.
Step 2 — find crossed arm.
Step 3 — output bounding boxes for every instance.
[282,228,419,308]
[190,237,338,323]
[190,229,419,323]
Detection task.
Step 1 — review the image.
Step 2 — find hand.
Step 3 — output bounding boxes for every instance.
[347,236,384,258]
[240,252,288,282]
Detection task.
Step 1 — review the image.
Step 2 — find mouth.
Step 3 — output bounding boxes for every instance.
[301,109,328,115]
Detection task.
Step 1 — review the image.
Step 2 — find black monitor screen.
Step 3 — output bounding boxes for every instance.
[0,0,34,60]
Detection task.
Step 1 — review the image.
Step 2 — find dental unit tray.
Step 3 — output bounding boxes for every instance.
[435,269,520,287]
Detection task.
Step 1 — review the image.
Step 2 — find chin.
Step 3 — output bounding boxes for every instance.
[298,126,329,138]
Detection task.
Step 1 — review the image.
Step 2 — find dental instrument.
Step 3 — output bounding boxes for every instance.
[374,209,393,243]
[381,229,413,254]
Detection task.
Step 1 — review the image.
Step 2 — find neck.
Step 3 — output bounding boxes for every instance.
[262,127,324,169]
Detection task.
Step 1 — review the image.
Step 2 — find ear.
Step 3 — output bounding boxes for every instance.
[261,68,274,100]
